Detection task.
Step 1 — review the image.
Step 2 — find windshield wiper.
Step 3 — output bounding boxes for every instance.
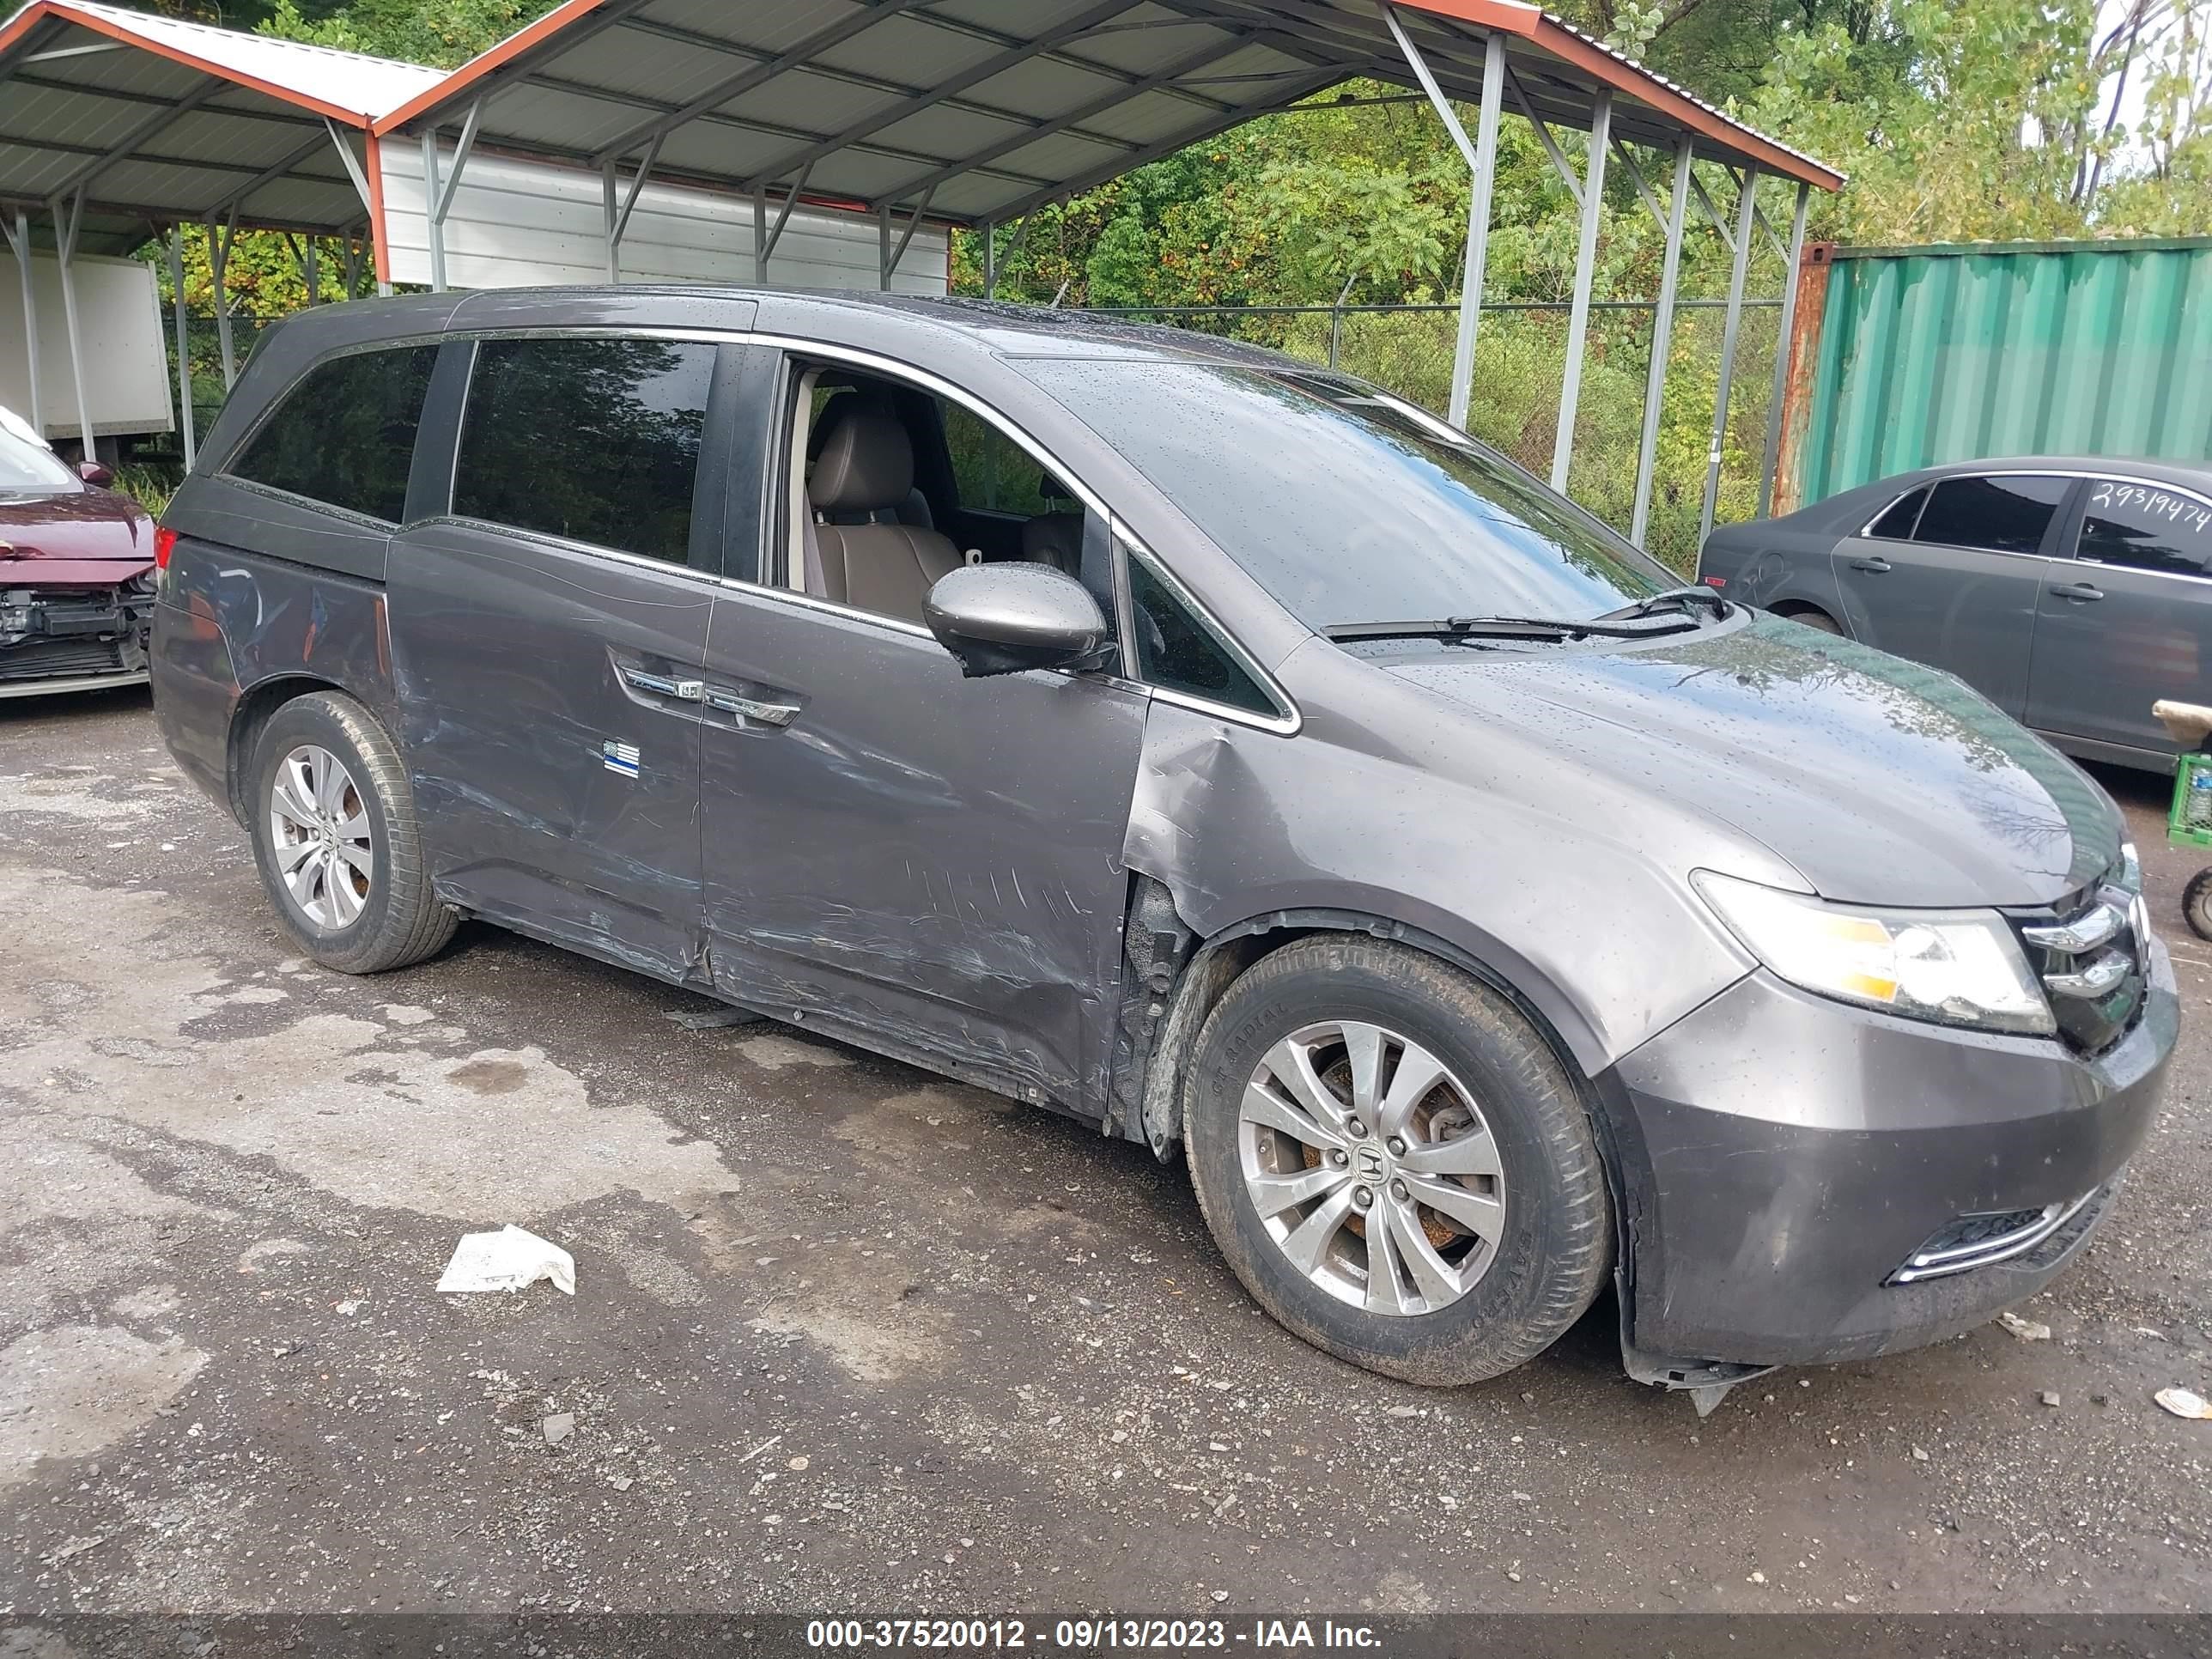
[1601,585,1731,623]
[1325,612,1700,645]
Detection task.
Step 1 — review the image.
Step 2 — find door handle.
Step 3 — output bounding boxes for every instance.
[622,667,705,702]
[705,689,801,726]
[1849,556,1893,574]
[2048,581,2105,602]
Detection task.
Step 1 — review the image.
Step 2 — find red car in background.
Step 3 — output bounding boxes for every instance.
[0,414,157,698]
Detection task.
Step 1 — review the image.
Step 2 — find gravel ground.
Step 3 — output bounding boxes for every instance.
[2,687,2208,1620]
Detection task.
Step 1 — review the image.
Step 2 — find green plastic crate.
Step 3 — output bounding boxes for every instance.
[2172,750,2212,850]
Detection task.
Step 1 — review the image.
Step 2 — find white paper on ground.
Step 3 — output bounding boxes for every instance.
[2154,1387,2212,1421]
[436,1224,575,1295]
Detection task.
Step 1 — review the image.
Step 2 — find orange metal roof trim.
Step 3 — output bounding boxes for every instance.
[369,0,601,136]
[1399,0,1844,189]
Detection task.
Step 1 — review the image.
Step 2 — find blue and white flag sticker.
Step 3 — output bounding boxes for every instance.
[603,740,641,778]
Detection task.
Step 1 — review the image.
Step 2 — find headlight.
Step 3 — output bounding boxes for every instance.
[1693,871,2054,1036]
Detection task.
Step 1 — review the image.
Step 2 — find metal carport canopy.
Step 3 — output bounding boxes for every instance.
[0,0,433,251]
[0,0,439,459]
[376,0,1840,549]
[374,0,1841,230]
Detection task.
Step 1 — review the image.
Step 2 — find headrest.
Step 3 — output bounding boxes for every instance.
[809,398,914,514]
[1021,511,1085,574]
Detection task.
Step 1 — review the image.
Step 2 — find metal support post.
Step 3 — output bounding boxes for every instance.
[983,220,996,300]
[601,138,662,286]
[1758,180,1812,518]
[1328,269,1358,368]
[422,127,446,291]
[602,161,619,283]
[3,210,39,434]
[1699,165,1760,546]
[1632,139,1692,548]
[52,190,94,460]
[166,227,195,469]
[425,98,482,296]
[1550,90,1611,492]
[878,204,892,291]
[880,188,935,290]
[208,210,239,388]
[1384,5,1504,432]
[996,213,1036,300]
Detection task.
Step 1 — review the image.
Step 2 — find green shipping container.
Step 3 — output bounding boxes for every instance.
[1781,237,2212,513]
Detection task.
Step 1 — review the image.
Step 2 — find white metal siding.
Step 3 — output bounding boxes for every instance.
[0,249,173,440]
[380,143,949,295]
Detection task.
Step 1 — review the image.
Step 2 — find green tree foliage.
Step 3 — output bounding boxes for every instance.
[116,0,527,66]
[254,0,540,68]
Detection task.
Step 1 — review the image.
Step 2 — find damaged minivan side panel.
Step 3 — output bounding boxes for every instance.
[695,340,1152,1117]
[153,550,402,818]
[1121,640,1771,1081]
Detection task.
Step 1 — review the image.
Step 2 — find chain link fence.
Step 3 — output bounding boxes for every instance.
[157,295,1782,575]
[1077,297,1784,575]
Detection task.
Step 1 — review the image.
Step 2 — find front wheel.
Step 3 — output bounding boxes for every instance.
[247,691,456,974]
[2185,867,2212,943]
[1181,936,1612,1385]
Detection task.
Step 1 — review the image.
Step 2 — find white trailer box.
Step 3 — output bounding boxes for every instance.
[0,249,173,443]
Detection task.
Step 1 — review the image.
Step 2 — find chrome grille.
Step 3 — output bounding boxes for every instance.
[2014,875,2147,1055]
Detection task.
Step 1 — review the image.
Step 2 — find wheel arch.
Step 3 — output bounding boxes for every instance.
[1769,598,1848,634]
[1198,907,1604,1079]
[1155,900,1656,1388]
[226,673,346,823]
[1116,884,1621,1160]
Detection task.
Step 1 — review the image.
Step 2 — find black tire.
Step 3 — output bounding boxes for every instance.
[1784,606,1843,635]
[2186,868,2212,943]
[246,691,456,974]
[1181,936,1612,1386]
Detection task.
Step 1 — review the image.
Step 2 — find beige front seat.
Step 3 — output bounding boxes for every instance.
[808,400,963,624]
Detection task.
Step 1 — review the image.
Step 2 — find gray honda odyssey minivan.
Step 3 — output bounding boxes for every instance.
[150,289,2177,1403]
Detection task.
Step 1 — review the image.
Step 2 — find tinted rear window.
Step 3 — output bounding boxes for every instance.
[1912,475,2069,556]
[2075,478,2212,579]
[1868,486,1927,540]
[455,337,716,565]
[1022,360,1670,631]
[228,344,437,522]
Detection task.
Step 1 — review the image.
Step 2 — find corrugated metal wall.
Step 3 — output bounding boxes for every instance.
[378,142,949,295]
[1783,237,2212,510]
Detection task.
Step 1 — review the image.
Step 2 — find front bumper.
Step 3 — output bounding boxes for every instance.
[1,578,155,696]
[1604,938,2178,1369]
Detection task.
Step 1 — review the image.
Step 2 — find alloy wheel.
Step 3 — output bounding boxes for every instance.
[1238,1019,1505,1316]
[268,744,374,931]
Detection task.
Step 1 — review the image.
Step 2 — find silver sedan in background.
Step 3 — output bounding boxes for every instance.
[1700,458,2212,773]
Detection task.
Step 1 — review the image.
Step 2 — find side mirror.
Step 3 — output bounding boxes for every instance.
[923,562,1111,679]
[77,460,113,487]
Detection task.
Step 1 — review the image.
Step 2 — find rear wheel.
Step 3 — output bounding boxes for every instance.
[1782,606,1843,635]
[247,691,455,974]
[1181,936,1612,1385]
[2185,868,2212,943]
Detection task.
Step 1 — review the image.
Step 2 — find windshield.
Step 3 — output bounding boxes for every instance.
[1021,359,1674,631]
[0,422,77,492]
